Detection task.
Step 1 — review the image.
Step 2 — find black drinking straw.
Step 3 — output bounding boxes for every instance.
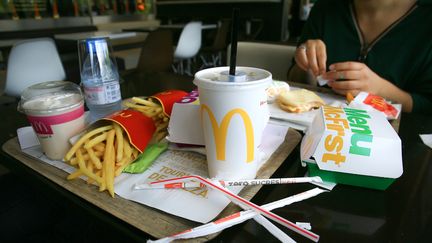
[229,8,239,77]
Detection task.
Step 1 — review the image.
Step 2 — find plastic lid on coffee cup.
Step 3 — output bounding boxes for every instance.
[18,81,84,115]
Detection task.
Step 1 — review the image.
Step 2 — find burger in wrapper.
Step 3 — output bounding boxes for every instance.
[277,89,325,113]
[266,81,290,103]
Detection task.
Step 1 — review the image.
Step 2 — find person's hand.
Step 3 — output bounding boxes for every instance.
[294,39,327,76]
[322,61,389,96]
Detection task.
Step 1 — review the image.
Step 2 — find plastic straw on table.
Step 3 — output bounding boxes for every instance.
[229,8,239,77]
[253,214,296,242]
[147,187,326,243]
[148,175,320,242]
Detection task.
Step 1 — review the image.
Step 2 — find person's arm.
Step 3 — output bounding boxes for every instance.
[323,61,416,112]
[289,0,327,83]
[329,75,414,112]
[379,82,413,112]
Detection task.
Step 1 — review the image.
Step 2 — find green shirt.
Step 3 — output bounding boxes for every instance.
[299,0,432,114]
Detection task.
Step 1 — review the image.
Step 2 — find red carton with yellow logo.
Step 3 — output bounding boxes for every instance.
[349,92,400,120]
[151,90,189,117]
[103,109,156,153]
[300,105,403,190]
[102,90,187,152]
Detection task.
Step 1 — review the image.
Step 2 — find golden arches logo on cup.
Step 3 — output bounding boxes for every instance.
[200,104,254,163]
[194,66,272,179]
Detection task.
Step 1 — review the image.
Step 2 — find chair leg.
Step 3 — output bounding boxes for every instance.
[172,60,185,75]
[184,59,192,76]
[179,60,184,75]
[199,54,210,70]
[211,52,222,67]
[199,55,206,70]
[199,52,221,70]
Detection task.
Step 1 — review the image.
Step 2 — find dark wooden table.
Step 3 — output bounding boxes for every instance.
[2,126,301,241]
[1,71,431,242]
[212,110,432,242]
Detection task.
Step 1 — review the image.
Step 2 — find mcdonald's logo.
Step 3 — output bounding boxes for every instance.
[31,121,52,135]
[369,97,386,109]
[118,111,132,118]
[200,104,254,163]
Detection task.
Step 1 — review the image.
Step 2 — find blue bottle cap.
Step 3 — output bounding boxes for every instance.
[84,37,109,53]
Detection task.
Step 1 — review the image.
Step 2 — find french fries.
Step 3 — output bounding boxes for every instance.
[64,122,139,198]
[346,92,355,103]
[65,96,169,197]
[123,97,169,142]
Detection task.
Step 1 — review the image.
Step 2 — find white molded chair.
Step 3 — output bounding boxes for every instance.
[227,41,296,81]
[172,21,202,76]
[5,37,66,97]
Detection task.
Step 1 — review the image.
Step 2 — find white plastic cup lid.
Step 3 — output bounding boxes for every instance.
[18,81,84,115]
[194,66,272,91]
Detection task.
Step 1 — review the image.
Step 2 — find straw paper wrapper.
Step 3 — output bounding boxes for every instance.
[147,177,325,242]
[253,214,296,242]
[134,176,323,190]
[151,176,320,241]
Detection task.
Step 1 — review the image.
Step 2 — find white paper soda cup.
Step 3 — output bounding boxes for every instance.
[194,67,272,180]
[18,81,86,160]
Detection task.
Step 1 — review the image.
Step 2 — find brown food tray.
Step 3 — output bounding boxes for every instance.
[2,128,301,241]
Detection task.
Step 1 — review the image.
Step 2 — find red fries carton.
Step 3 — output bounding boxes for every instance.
[104,109,156,153]
[349,92,400,120]
[151,90,188,117]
